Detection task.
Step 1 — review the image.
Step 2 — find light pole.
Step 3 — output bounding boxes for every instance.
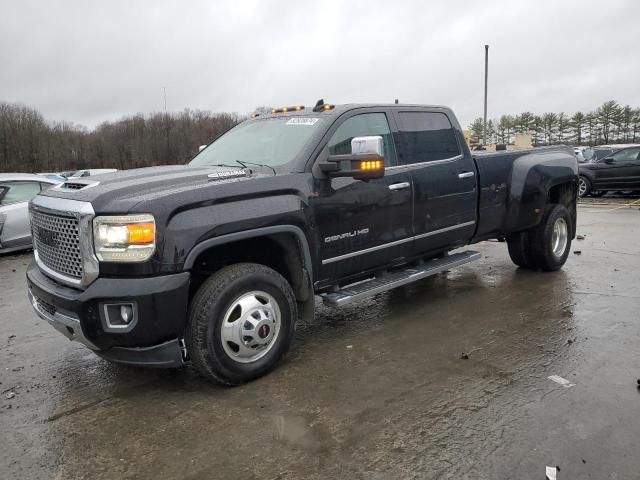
[483,44,489,146]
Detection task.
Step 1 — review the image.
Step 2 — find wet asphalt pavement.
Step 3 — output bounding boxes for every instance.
[1,205,639,480]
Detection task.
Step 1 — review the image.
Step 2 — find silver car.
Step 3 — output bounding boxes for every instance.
[0,174,62,254]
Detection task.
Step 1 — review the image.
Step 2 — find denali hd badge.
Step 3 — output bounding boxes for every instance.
[208,170,248,180]
[324,228,369,243]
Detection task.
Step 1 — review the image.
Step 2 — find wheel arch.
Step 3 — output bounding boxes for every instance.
[578,169,596,183]
[504,147,578,233]
[184,226,314,318]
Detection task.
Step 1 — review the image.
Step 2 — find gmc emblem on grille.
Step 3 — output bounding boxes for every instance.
[38,227,59,248]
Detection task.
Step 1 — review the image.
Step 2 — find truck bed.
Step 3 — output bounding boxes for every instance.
[472,146,577,240]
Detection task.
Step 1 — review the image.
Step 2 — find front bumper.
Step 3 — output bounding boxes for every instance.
[26,261,190,367]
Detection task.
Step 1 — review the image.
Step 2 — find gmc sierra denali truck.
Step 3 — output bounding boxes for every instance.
[26,101,578,385]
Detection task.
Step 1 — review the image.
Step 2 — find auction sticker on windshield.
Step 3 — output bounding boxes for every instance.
[286,118,319,126]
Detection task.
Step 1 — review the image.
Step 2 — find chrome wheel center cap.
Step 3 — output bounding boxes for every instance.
[220,291,281,363]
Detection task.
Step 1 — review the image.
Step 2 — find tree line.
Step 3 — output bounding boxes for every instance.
[4,99,639,174]
[0,101,241,173]
[468,100,640,147]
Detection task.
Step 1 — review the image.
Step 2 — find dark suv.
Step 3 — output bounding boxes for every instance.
[578,145,640,197]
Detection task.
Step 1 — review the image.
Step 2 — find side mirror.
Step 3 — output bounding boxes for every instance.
[319,136,385,180]
[198,144,207,152]
[604,157,615,164]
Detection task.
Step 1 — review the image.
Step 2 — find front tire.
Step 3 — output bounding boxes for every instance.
[185,263,297,385]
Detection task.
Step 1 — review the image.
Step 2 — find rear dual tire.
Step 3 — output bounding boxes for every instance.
[507,204,572,271]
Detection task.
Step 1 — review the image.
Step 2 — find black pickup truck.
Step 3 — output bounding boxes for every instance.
[26,101,578,384]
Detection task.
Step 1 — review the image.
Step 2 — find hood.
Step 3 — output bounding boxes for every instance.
[41,165,261,212]
[578,162,598,171]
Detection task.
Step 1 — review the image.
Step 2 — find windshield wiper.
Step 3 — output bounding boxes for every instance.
[235,160,276,176]
[209,163,244,169]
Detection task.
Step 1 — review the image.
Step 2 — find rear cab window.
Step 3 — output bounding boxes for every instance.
[396,111,461,164]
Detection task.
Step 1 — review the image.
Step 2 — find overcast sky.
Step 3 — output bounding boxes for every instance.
[1,0,638,129]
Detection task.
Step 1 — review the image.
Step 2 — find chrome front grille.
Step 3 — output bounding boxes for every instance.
[31,210,83,279]
[30,195,99,289]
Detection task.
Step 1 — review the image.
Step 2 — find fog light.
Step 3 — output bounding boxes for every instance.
[119,305,132,324]
[103,303,137,331]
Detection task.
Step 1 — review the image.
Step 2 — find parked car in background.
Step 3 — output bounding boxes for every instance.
[585,144,640,164]
[578,145,640,197]
[38,173,68,182]
[0,174,62,253]
[573,146,587,163]
[70,169,118,178]
[582,147,595,162]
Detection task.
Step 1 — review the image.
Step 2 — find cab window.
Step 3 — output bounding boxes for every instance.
[327,113,398,167]
[0,181,42,205]
[396,112,460,164]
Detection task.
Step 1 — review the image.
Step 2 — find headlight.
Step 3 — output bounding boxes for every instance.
[93,214,155,262]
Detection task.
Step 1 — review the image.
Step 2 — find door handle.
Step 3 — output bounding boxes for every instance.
[458,171,475,179]
[388,182,410,191]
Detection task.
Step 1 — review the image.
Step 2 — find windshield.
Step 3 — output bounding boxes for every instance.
[189,116,326,169]
[592,148,613,161]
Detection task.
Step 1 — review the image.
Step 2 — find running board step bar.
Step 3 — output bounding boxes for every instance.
[322,250,481,307]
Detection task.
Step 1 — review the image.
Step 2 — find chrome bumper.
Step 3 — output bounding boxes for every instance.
[27,289,99,350]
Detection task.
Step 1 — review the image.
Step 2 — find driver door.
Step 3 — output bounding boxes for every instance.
[311,110,414,285]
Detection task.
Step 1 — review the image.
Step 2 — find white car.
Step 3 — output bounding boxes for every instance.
[70,168,118,178]
[573,147,587,163]
[0,174,62,254]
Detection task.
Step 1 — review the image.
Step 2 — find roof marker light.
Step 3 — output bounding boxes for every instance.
[312,99,334,112]
[271,105,305,114]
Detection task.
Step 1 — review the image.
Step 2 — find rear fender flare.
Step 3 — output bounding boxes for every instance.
[505,148,577,232]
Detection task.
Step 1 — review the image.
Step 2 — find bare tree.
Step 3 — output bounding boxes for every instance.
[0,101,241,173]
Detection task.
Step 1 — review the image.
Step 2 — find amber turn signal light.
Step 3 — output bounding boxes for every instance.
[360,160,383,171]
[126,223,155,244]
